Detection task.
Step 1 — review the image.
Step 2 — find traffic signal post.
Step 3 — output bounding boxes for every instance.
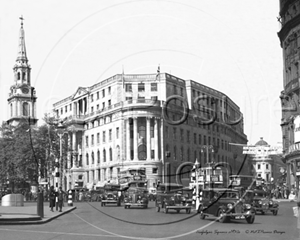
[54,158,59,210]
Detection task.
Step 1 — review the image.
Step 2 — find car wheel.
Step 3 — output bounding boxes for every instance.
[217,209,227,223]
[156,205,160,212]
[101,202,104,207]
[199,206,205,220]
[273,210,278,216]
[246,215,255,224]
[261,211,265,215]
[186,208,191,214]
[176,209,180,213]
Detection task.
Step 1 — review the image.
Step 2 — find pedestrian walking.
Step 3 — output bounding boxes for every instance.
[296,188,300,238]
[49,186,56,212]
[57,187,66,212]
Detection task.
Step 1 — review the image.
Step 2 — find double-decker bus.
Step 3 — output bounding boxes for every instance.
[228,175,256,193]
[118,167,147,190]
[190,166,226,190]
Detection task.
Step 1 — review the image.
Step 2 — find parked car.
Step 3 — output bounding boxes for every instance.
[252,189,279,215]
[198,188,255,223]
[155,183,193,214]
[124,187,148,209]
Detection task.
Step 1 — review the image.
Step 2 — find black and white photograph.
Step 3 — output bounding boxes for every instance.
[0,0,297,239]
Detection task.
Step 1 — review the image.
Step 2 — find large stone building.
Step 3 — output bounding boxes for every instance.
[52,72,248,190]
[7,17,38,126]
[278,0,300,189]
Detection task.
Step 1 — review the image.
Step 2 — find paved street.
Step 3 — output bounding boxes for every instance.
[0,200,298,240]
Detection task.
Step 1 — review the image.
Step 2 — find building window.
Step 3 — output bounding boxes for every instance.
[109,129,112,141]
[97,133,100,144]
[125,84,132,92]
[173,128,177,139]
[266,164,269,170]
[194,133,197,144]
[151,150,154,159]
[92,151,94,164]
[258,164,261,170]
[187,130,190,143]
[116,127,119,139]
[91,134,94,146]
[180,88,183,97]
[109,148,112,161]
[23,102,29,116]
[91,94,94,102]
[151,96,158,101]
[180,129,183,142]
[173,85,177,94]
[86,153,89,165]
[108,86,111,95]
[65,106,67,113]
[86,136,89,147]
[187,148,190,162]
[103,149,106,162]
[151,83,157,91]
[108,100,111,106]
[199,134,201,145]
[152,168,158,174]
[138,83,145,92]
[97,91,99,99]
[97,150,100,163]
[102,89,105,98]
[102,102,105,110]
[103,131,106,143]
[165,126,169,138]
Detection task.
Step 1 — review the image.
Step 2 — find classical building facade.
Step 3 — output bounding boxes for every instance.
[7,17,38,126]
[52,73,248,190]
[278,0,300,189]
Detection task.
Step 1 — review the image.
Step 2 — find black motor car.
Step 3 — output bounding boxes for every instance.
[252,189,279,215]
[198,188,255,223]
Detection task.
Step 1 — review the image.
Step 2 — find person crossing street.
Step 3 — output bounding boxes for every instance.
[57,187,66,212]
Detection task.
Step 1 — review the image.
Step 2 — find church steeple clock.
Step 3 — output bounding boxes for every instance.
[7,16,38,126]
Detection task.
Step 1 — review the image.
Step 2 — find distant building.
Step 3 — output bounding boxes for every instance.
[51,72,248,190]
[278,0,300,189]
[7,17,38,126]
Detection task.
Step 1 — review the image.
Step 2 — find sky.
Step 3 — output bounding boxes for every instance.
[0,0,283,146]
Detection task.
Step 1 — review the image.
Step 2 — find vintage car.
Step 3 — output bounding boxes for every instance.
[155,183,193,214]
[198,188,256,223]
[252,189,279,215]
[124,187,148,209]
[101,184,122,206]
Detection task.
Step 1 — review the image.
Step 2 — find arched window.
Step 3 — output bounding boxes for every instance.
[109,148,112,161]
[23,102,29,116]
[97,150,100,164]
[138,144,146,160]
[86,153,89,165]
[22,72,26,81]
[10,103,13,117]
[103,149,106,162]
[17,72,20,80]
[139,126,146,139]
[91,151,94,164]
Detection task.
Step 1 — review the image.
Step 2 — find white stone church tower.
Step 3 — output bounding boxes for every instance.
[7,16,38,126]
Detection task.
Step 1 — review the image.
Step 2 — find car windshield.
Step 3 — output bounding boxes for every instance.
[219,191,239,199]
[254,192,266,198]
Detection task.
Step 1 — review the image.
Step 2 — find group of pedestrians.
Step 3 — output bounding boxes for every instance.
[49,186,66,212]
[271,186,291,199]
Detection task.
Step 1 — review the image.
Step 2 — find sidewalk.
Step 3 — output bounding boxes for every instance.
[0,201,76,225]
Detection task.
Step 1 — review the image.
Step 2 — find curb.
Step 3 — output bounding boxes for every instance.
[0,207,76,225]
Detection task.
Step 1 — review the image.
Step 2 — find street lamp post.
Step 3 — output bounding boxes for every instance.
[193,158,200,210]
[56,123,68,191]
[200,145,215,189]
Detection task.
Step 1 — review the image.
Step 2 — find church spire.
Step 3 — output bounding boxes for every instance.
[16,15,28,65]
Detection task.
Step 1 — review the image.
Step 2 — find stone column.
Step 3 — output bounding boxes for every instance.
[126,118,131,160]
[154,118,159,161]
[72,132,76,167]
[133,117,138,161]
[146,117,151,160]
[77,101,80,116]
[67,133,71,169]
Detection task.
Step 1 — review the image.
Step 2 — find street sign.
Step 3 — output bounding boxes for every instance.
[242,146,282,155]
